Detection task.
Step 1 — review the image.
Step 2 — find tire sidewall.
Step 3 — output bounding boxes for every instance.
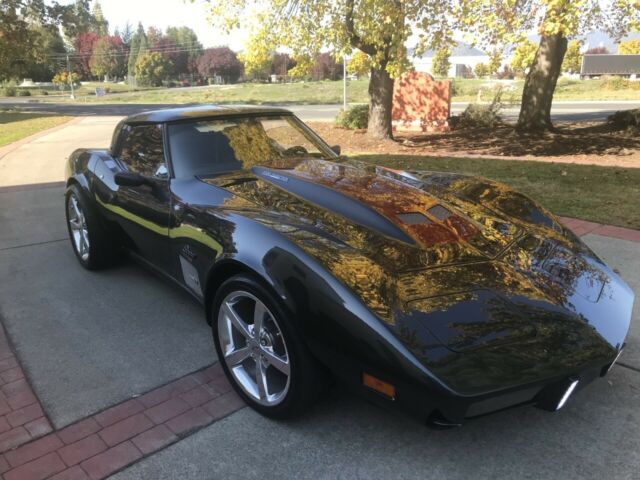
[211,274,309,418]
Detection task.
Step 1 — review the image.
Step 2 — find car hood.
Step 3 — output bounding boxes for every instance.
[200,158,633,391]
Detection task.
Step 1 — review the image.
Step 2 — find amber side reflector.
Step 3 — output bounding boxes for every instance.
[362,372,396,399]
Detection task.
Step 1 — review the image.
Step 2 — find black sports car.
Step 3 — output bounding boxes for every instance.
[65,105,633,426]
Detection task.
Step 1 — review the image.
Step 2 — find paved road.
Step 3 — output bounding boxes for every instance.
[2,99,639,123]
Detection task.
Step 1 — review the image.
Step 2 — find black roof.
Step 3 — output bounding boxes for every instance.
[581,54,640,75]
[124,105,292,124]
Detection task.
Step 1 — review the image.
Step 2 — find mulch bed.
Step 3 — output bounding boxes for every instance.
[309,121,640,168]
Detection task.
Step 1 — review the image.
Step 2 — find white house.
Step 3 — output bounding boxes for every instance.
[411,42,489,78]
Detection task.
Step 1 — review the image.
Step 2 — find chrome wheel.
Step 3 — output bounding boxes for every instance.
[218,291,290,406]
[67,193,90,261]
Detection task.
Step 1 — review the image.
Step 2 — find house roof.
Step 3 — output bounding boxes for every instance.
[581,54,640,75]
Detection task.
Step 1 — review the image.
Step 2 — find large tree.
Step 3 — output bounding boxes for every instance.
[201,0,457,139]
[135,51,172,86]
[90,35,125,81]
[1,0,55,81]
[127,22,147,79]
[74,31,100,79]
[463,0,640,131]
[91,0,109,36]
[166,26,203,75]
[619,39,640,54]
[197,47,243,83]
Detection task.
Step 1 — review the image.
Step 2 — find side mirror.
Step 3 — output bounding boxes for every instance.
[330,145,341,156]
[114,171,146,187]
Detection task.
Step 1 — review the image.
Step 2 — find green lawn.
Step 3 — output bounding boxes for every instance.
[6,77,640,105]
[450,77,640,103]
[0,111,71,147]
[354,154,640,230]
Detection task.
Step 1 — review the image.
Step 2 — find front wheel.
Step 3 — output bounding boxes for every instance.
[212,274,325,418]
[65,185,116,270]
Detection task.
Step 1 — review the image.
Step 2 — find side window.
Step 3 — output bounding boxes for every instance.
[118,124,168,178]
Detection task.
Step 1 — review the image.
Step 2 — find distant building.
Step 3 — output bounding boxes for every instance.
[581,54,640,78]
[411,42,489,78]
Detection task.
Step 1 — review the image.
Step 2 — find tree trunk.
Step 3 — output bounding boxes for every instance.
[367,65,394,140]
[516,33,568,132]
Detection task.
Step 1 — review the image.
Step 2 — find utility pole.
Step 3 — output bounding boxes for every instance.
[66,53,75,100]
[342,55,347,110]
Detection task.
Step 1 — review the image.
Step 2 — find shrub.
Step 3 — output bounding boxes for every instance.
[608,109,640,129]
[451,88,504,129]
[335,104,369,129]
[3,86,17,97]
[602,76,640,91]
[135,52,173,87]
[18,89,31,97]
[474,63,490,78]
[41,90,48,95]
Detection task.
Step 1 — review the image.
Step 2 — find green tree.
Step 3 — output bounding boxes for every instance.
[562,40,583,73]
[510,40,537,75]
[91,0,109,36]
[474,62,489,77]
[25,24,66,81]
[239,34,273,80]
[200,0,458,139]
[127,22,147,79]
[90,36,124,80]
[461,0,640,131]
[59,0,94,41]
[0,0,68,82]
[120,21,133,45]
[487,50,502,76]
[619,39,640,54]
[166,26,203,74]
[135,51,172,86]
[346,50,371,77]
[431,47,451,77]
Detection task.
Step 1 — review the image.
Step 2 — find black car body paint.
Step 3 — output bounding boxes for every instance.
[65,106,633,425]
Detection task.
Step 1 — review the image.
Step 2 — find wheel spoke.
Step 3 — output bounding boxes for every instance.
[223,302,252,339]
[253,301,266,334]
[70,197,82,219]
[224,346,251,366]
[79,231,89,254]
[261,348,290,375]
[255,361,268,399]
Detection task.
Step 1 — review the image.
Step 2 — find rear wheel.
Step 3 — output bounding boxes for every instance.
[212,274,325,418]
[65,184,116,270]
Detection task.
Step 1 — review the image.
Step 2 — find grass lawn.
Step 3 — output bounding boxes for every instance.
[354,154,640,230]
[8,77,639,105]
[0,111,71,147]
[79,80,371,105]
[450,77,640,103]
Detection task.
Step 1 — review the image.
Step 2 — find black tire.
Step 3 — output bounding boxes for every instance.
[212,273,326,419]
[65,184,116,270]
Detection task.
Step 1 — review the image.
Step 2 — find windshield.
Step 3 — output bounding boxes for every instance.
[167,115,337,178]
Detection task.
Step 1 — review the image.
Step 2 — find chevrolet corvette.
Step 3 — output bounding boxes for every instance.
[64,105,633,426]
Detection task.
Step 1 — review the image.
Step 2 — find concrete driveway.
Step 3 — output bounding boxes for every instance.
[0,117,638,479]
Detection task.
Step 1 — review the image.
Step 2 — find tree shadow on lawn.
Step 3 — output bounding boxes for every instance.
[401,123,640,157]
